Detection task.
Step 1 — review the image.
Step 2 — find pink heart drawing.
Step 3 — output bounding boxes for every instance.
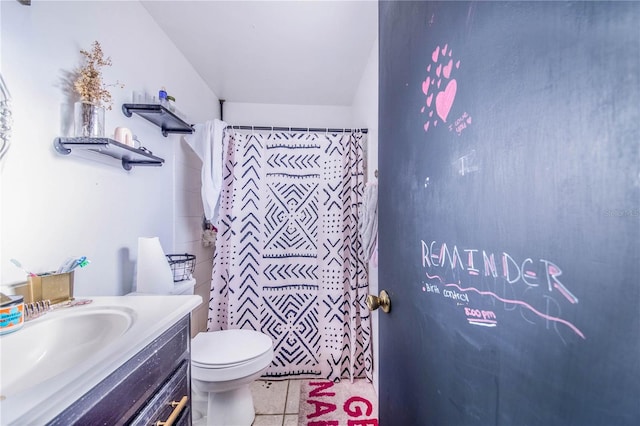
[424,122,430,132]
[435,79,457,122]
[436,64,442,77]
[456,60,460,69]
[432,46,440,62]
[442,44,448,56]
[421,106,425,113]
[443,59,453,79]
[426,93,433,107]
[434,120,438,126]
[422,77,431,95]
[437,79,442,88]
[429,110,433,117]
[427,64,432,72]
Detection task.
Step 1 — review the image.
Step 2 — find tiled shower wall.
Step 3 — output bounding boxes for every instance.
[174,139,214,336]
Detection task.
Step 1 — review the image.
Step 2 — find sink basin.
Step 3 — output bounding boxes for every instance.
[0,295,200,425]
[0,306,134,397]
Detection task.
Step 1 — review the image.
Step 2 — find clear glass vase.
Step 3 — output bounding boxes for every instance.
[74,101,105,138]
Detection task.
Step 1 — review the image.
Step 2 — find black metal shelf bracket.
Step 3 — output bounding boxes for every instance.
[54,137,164,170]
[122,103,194,137]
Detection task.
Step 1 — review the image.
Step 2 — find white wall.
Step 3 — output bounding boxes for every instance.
[1,0,378,360]
[352,37,379,392]
[0,0,216,327]
[223,102,354,129]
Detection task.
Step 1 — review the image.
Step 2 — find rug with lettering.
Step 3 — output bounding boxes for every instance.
[298,379,378,426]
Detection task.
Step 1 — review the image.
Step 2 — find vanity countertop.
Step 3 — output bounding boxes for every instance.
[0,295,201,425]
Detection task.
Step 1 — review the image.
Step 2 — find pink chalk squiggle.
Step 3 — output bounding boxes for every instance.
[445,283,586,339]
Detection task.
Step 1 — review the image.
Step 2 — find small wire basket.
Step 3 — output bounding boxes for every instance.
[166,253,196,282]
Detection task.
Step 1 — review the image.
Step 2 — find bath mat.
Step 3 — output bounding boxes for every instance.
[298,379,378,425]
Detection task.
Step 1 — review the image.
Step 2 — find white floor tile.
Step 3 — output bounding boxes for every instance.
[285,380,301,414]
[283,414,298,426]
[251,380,289,415]
[252,414,284,426]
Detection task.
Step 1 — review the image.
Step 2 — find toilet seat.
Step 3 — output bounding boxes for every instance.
[192,329,273,367]
[191,330,274,385]
[190,330,274,425]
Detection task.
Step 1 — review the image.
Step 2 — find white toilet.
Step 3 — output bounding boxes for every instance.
[130,278,274,426]
[191,329,274,426]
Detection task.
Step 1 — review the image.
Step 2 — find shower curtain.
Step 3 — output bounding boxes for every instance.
[208,128,372,382]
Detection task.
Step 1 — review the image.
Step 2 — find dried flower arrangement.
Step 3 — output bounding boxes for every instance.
[74,41,123,110]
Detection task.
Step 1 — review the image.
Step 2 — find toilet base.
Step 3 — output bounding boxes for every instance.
[200,384,256,426]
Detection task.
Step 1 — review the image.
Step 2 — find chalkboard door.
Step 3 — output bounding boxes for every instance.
[378,1,639,425]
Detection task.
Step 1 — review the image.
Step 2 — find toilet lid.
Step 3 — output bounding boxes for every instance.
[191,329,273,367]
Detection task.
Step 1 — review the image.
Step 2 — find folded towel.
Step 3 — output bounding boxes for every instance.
[184,119,227,225]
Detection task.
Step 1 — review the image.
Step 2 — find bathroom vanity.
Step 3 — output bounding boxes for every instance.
[0,295,201,425]
[50,315,191,425]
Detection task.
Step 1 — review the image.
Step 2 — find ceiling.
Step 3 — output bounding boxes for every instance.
[142,0,378,106]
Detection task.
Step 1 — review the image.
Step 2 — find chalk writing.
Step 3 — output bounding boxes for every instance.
[448,111,473,135]
[423,283,440,294]
[465,307,498,327]
[420,239,585,341]
[453,149,479,176]
[444,288,469,302]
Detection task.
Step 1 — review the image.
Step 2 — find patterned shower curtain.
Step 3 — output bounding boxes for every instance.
[208,128,372,382]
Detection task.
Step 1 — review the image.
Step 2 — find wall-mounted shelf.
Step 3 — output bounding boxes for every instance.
[122,103,194,137]
[54,137,164,170]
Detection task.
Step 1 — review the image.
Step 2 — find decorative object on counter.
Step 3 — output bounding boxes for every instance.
[158,87,185,117]
[113,126,133,146]
[8,256,89,306]
[136,237,174,294]
[0,72,12,162]
[202,220,218,248]
[131,134,141,149]
[73,41,124,137]
[0,294,24,335]
[24,271,75,305]
[131,90,144,104]
[202,227,217,247]
[73,101,105,138]
[23,299,50,321]
[9,258,37,277]
[166,254,196,282]
[165,95,177,112]
[56,256,91,273]
[158,87,168,102]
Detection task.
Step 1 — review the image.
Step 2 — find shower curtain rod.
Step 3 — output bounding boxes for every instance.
[227,125,368,134]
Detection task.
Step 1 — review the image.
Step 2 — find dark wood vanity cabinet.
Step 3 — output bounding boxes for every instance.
[48,315,192,425]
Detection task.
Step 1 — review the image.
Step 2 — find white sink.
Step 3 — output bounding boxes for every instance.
[0,295,201,426]
[0,306,135,397]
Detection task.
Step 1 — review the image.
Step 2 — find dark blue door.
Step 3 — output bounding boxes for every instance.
[378,2,640,425]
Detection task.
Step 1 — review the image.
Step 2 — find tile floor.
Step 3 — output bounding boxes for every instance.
[250,379,301,426]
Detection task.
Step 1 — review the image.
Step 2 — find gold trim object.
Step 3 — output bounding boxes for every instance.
[156,396,188,426]
[366,290,391,313]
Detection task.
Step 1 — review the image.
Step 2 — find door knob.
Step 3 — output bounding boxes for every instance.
[366,290,391,313]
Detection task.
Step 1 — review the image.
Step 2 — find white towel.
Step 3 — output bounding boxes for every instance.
[184,119,227,225]
[359,182,378,262]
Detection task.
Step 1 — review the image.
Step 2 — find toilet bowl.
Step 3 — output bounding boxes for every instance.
[130,278,273,425]
[191,329,274,426]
